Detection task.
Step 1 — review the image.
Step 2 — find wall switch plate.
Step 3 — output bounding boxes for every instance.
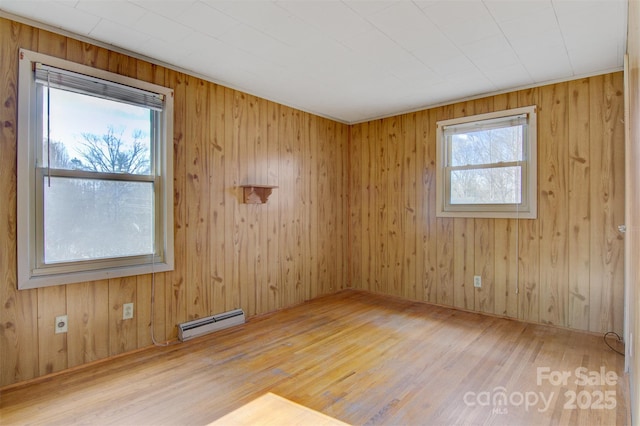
[123,303,134,320]
[55,315,68,334]
[473,275,482,288]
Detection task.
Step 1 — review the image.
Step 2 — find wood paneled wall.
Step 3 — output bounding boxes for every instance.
[0,18,348,387]
[349,76,625,335]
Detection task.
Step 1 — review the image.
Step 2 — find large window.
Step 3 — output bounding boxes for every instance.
[436,106,537,218]
[17,49,174,289]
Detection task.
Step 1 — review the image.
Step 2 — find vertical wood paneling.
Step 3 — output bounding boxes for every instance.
[517,88,540,324]
[66,281,109,367]
[224,86,241,312]
[567,78,591,330]
[349,125,362,289]
[292,110,304,302]
[589,73,625,333]
[402,113,417,300]
[492,93,519,319]
[338,123,349,290]
[474,219,495,314]
[37,287,67,375]
[538,83,569,327]
[0,19,39,387]
[235,91,251,316]
[436,219,454,305]
[255,96,270,314]
[303,114,314,298]
[315,116,328,298]
[0,18,348,387]
[66,37,107,69]
[149,273,167,344]
[211,84,227,316]
[518,219,540,323]
[375,120,388,294]
[328,120,342,294]
[166,70,187,339]
[433,105,454,305]
[453,219,474,310]
[419,109,436,303]
[494,219,518,318]
[386,116,403,296]
[245,95,266,316]
[185,76,211,320]
[364,121,377,292]
[279,106,296,306]
[108,277,137,356]
[136,274,152,348]
[360,123,372,292]
[266,102,280,312]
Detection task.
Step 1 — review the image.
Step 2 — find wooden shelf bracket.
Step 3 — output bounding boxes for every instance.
[240,185,277,204]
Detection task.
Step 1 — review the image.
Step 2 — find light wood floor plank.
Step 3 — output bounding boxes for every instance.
[0,290,628,425]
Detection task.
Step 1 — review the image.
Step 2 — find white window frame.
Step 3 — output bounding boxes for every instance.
[17,49,174,289]
[435,106,537,219]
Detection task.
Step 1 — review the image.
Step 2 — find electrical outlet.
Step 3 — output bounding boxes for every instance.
[55,315,68,334]
[473,275,482,288]
[123,303,134,320]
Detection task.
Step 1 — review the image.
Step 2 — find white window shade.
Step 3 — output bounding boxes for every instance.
[442,114,528,136]
[35,63,165,110]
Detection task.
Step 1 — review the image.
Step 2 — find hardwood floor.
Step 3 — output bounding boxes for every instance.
[0,290,629,425]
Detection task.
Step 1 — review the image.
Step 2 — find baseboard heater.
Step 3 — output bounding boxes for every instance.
[178,308,245,342]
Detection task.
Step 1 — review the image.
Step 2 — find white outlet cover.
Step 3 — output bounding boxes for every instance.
[123,303,134,320]
[473,275,482,288]
[55,315,68,334]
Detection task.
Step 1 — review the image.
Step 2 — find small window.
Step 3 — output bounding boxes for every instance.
[436,106,537,219]
[17,49,174,289]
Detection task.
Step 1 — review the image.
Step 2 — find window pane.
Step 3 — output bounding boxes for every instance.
[450,166,522,204]
[42,87,152,174]
[44,177,154,263]
[450,126,523,167]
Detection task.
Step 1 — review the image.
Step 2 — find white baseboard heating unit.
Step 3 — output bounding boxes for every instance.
[177,308,245,342]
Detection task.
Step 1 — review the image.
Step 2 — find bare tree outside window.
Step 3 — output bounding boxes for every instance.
[449,126,523,205]
[78,127,150,174]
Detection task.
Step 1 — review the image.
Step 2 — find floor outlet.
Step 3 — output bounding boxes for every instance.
[123,303,134,320]
[473,275,482,288]
[55,315,68,334]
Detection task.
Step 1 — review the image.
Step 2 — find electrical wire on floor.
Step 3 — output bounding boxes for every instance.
[603,331,625,356]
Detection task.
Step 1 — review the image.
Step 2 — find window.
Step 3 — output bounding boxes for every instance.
[17,49,174,289]
[436,106,537,219]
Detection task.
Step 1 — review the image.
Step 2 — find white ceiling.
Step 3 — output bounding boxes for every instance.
[0,0,628,123]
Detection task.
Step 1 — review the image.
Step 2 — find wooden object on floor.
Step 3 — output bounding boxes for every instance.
[241,185,277,204]
[0,290,629,425]
[209,392,349,425]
